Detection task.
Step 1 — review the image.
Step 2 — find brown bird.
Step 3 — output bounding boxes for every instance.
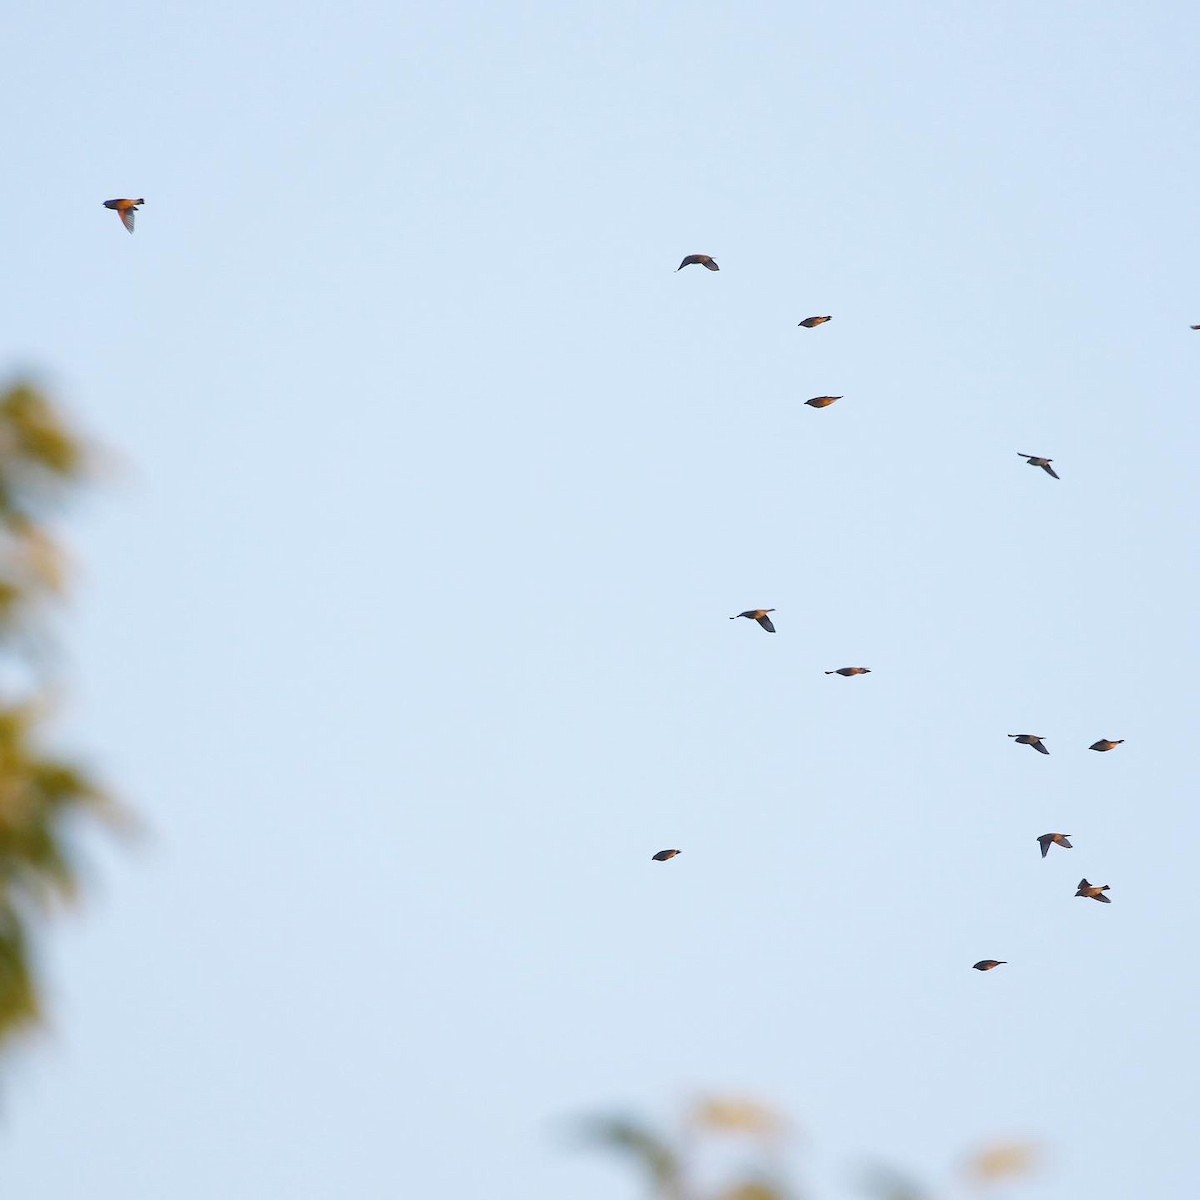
[805,395,842,408]
[798,316,832,328]
[1075,878,1111,903]
[1037,832,1073,858]
[1089,738,1125,752]
[651,849,682,862]
[103,198,144,234]
[1018,453,1059,479]
[973,960,1006,971]
[731,608,775,633]
[677,254,719,272]
[825,667,871,676]
[1009,733,1049,755]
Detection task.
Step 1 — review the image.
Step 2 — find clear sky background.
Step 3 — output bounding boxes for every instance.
[3,1,1198,1196]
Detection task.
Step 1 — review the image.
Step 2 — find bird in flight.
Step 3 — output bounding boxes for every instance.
[1037,832,1073,858]
[1018,453,1059,479]
[731,608,776,633]
[1089,738,1124,752]
[805,395,842,408]
[651,849,682,862]
[1191,325,1200,330]
[972,960,1006,971]
[1075,878,1111,903]
[103,198,144,234]
[798,316,832,328]
[1009,733,1049,755]
[825,667,871,677]
[677,254,719,272]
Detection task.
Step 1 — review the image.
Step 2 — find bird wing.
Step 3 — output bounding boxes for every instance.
[703,259,719,270]
[1042,464,1059,479]
[757,614,776,632]
[676,256,698,270]
[1095,892,1111,903]
[1038,836,1051,857]
[119,206,136,233]
[1059,837,1072,848]
[1034,740,1049,754]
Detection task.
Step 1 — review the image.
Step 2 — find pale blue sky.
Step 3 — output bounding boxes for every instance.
[3,1,1199,1196]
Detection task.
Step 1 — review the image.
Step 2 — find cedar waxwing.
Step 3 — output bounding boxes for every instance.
[1089,738,1125,752]
[798,316,832,328]
[825,667,871,676]
[652,849,682,862]
[103,198,143,233]
[973,960,1006,971]
[731,609,776,633]
[1037,833,1073,858]
[677,254,719,271]
[805,395,842,408]
[1076,878,1111,903]
[1018,453,1059,479]
[1009,734,1049,755]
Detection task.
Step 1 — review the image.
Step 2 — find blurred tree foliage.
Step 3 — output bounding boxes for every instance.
[0,380,119,1052]
[579,1096,1038,1200]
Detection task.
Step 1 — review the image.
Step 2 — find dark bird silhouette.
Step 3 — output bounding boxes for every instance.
[103,198,144,233]
[1089,738,1125,752]
[798,316,832,328]
[825,667,871,676]
[1191,325,1200,330]
[1009,733,1049,755]
[651,849,682,862]
[805,395,842,408]
[1038,832,1073,858]
[973,960,1006,971]
[677,254,718,272]
[1018,453,1059,479]
[1076,878,1111,903]
[730,608,775,633]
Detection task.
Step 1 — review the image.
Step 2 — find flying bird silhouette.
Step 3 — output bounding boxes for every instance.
[1018,453,1059,479]
[1089,738,1125,752]
[1037,833,1073,858]
[1076,878,1111,903]
[1191,325,1200,330]
[677,254,719,272]
[651,849,682,862]
[805,395,842,408]
[731,609,776,633]
[1009,734,1049,755]
[798,316,832,328]
[972,960,1006,971]
[825,667,871,676]
[103,198,143,234]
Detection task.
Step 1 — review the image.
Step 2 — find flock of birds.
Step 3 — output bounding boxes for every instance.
[101,212,1177,965]
[655,251,1165,972]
